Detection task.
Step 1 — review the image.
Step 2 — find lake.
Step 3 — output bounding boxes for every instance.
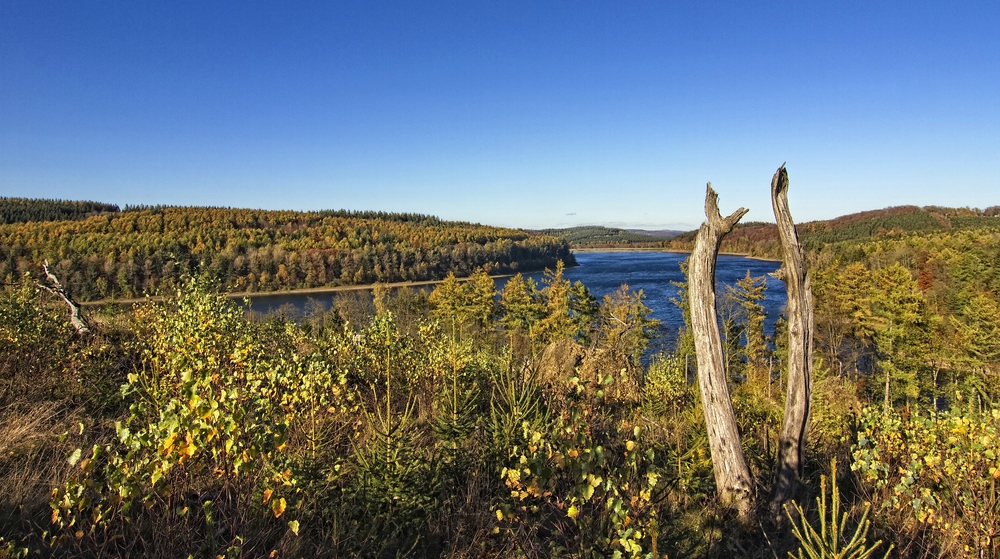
[512,251,787,339]
[245,251,787,342]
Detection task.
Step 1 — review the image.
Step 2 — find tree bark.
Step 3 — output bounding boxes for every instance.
[688,184,754,517]
[768,165,814,517]
[39,260,90,335]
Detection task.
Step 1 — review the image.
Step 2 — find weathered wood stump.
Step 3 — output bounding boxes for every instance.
[688,184,754,517]
[769,164,814,518]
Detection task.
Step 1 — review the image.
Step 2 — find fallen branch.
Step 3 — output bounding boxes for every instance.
[38,260,90,335]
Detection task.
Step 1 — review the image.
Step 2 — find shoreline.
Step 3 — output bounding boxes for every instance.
[570,246,781,263]
[570,246,688,253]
[79,252,779,307]
[79,273,517,307]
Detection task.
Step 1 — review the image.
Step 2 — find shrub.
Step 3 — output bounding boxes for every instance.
[853,403,1000,558]
[50,279,329,557]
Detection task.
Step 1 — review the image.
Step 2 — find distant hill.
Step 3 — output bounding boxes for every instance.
[667,205,1000,258]
[538,226,666,247]
[627,229,683,239]
[0,201,572,301]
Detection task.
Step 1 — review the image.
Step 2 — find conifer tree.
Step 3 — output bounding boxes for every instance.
[536,261,576,344]
[569,280,599,343]
[869,263,926,409]
[429,272,468,339]
[726,271,769,385]
[466,268,499,330]
[499,273,545,337]
[597,285,660,362]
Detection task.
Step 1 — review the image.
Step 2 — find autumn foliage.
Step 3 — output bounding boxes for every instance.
[1,202,999,558]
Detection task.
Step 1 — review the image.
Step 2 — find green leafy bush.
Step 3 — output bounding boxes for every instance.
[50,279,330,556]
[853,404,1000,557]
[497,372,661,558]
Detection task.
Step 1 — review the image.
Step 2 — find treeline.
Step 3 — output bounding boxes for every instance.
[122,204,449,226]
[0,197,120,225]
[539,225,665,247]
[0,205,573,301]
[809,226,1000,399]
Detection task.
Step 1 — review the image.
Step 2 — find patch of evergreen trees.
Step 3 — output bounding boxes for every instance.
[0,197,119,224]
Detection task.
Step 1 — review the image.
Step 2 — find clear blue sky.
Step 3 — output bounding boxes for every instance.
[2,1,997,230]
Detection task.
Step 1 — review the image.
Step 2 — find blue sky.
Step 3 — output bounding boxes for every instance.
[2,1,997,230]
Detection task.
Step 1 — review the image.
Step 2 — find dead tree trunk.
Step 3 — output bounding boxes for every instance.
[39,260,90,335]
[768,165,814,517]
[689,184,754,517]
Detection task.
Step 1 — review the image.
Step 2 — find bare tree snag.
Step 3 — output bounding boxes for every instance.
[688,184,754,517]
[39,260,90,335]
[768,164,814,517]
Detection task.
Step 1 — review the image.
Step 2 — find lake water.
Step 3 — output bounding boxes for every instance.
[514,251,786,339]
[245,251,787,342]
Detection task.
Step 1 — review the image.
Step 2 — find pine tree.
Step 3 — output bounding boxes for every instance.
[536,261,576,344]
[726,271,769,385]
[868,263,926,409]
[499,274,544,334]
[466,268,498,330]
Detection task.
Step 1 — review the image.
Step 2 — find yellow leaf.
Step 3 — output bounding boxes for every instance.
[567,505,579,519]
[272,497,287,518]
[177,436,197,461]
[496,509,504,521]
[162,433,178,455]
[288,519,299,536]
[263,489,273,504]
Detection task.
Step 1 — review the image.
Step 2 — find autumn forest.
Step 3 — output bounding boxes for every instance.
[0,199,574,301]
[1,191,1000,558]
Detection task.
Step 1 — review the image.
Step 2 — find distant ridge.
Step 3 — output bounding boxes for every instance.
[0,197,120,225]
[5,196,998,259]
[626,228,683,239]
[538,225,665,247]
[667,204,1000,258]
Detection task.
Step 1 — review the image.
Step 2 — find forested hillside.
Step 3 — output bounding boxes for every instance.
[0,204,573,301]
[539,225,664,247]
[668,205,1000,258]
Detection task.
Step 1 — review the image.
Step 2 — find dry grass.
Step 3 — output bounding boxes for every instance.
[0,401,88,536]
